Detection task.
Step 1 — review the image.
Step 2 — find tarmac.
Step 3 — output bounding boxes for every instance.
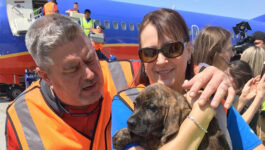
[0,97,10,150]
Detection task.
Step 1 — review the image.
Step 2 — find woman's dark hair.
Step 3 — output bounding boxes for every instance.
[228,60,253,94]
[136,8,194,86]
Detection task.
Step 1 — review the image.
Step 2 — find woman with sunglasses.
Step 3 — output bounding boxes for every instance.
[111,8,264,150]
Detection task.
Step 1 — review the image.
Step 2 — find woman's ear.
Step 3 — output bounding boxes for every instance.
[36,67,52,86]
[186,41,192,60]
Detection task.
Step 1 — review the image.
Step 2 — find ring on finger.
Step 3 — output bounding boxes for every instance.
[222,82,230,87]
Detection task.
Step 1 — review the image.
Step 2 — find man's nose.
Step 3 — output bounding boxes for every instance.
[83,65,95,80]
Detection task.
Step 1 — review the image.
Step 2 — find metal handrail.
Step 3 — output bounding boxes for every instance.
[30,7,43,21]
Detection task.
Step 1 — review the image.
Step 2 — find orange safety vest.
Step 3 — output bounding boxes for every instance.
[6,60,140,149]
[93,42,103,51]
[100,60,140,95]
[116,86,145,110]
[7,80,112,150]
[91,29,104,50]
[44,2,57,15]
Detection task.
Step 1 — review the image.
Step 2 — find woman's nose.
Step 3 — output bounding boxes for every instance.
[156,52,168,64]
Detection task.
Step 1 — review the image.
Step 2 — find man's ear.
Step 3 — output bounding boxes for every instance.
[36,67,52,86]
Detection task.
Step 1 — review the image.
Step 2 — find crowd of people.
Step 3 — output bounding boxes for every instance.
[42,1,109,61]
[4,1,265,150]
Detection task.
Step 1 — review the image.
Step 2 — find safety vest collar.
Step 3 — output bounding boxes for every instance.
[40,80,104,118]
[39,80,65,116]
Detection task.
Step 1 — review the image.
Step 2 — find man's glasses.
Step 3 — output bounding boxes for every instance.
[138,41,185,63]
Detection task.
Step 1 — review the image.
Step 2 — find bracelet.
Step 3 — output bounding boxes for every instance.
[187,116,208,133]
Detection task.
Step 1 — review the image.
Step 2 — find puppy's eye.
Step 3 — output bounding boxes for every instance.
[144,104,157,112]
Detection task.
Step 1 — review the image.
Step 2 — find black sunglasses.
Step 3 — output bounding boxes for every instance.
[138,41,185,63]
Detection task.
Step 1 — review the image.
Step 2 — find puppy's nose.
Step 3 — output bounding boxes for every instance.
[127,118,137,129]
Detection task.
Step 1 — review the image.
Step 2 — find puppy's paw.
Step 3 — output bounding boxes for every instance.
[112,128,133,150]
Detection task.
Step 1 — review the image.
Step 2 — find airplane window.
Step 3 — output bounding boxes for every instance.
[104,20,110,29]
[121,22,127,30]
[95,20,101,26]
[113,21,118,30]
[129,23,134,31]
[137,24,140,31]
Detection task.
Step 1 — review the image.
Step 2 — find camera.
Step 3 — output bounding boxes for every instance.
[231,21,253,61]
[232,35,255,55]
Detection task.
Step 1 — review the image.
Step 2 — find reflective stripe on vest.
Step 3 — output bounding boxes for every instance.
[44,2,56,15]
[13,92,45,150]
[101,60,137,95]
[7,80,112,149]
[80,17,94,36]
[118,87,144,111]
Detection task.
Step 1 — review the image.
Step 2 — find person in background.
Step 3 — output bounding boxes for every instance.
[43,0,58,15]
[241,45,265,144]
[91,25,109,61]
[79,9,95,37]
[5,14,236,150]
[241,46,265,77]
[227,60,260,132]
[253,31,265,49]
[65,2,80,15]
[226,60,253,95]
[183,25,264,149]
[193,26,234,71]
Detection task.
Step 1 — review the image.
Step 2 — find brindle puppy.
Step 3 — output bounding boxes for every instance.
[112,83,230,150]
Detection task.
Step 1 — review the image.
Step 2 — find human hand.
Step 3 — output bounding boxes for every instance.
[185,91,216,117]
[256,75,265,98]
[182,66,235,109]
[239,76,260,103]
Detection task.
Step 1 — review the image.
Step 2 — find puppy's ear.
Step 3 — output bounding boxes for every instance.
[161,98,180,144]
[161,93,191,145]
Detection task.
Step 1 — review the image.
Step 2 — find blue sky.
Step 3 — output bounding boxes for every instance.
[111,0,265,20]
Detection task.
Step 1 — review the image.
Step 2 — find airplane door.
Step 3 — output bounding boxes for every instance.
[6,0,34,36]
[191,24,200,42]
